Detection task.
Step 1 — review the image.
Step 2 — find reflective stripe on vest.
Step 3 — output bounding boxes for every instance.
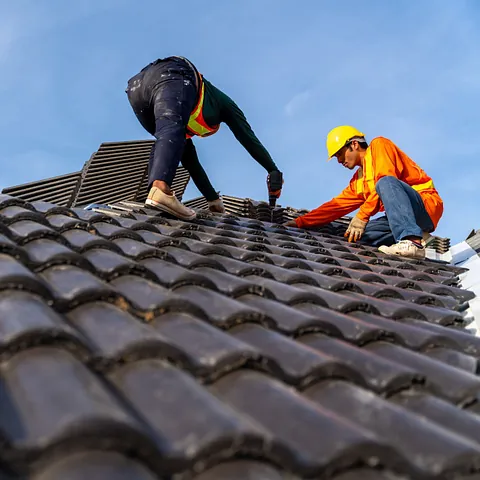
[358,149,435,197]
[186,77,220,139]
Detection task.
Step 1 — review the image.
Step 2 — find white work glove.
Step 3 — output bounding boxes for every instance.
[345,216,367,243]
[208,198,225,214]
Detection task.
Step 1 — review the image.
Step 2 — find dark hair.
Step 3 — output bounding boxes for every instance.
[347,137,368,150]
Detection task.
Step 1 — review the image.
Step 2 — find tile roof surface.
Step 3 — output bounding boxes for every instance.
[0,191,479,480]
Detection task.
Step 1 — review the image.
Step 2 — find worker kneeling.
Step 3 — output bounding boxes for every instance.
[285,126,443,260]
[125,56,283,220]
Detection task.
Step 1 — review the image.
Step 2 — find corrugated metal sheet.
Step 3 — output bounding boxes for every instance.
[1,171,81,206]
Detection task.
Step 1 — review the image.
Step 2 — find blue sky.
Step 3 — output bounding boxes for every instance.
[1,0,479,243]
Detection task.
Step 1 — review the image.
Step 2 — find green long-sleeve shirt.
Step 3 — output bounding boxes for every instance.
[200,78,277,172]
[181,78,278,201]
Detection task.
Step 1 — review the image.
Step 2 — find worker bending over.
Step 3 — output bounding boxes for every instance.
[284,126,443,259]
[126,56,284,220]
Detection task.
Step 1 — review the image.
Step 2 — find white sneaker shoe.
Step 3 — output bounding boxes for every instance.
[145,187,196,221]
[208,198,226,214]
[378,240,426,259]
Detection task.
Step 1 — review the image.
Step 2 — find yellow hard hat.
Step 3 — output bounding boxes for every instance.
[326,125,365,160]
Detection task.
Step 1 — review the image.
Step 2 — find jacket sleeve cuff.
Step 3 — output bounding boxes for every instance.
[356,211,370,223]
[295,216,305,228]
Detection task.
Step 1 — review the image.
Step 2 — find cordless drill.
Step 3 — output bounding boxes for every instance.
[267,170,284,208]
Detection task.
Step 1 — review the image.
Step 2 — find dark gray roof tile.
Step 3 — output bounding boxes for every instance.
[401,318,480,356]
[238,294,343,336]
[349,311,465,350]
[172,285,266,328]
[46,214,87,232]
[0,189,477,478]
[112,237,172,260]
[0,234,28,262]
[23,239,92,272]
[151,312,259,380]
[91,222,145,241]
[32,451,158,480]
[299,334,422,393]
[140,257,216,290]
[393,391,480,445]
[0,206,45,225]
[0,254,52,299]
[365,342,480,404]
[113,216,160,232]
[29,201,75,217]
[193,461,298,479]
[0,347,151,471]
[83,248,154,281]
[109,359,264,474]
[109,275,205,321]
[7,220,62,245]
[0,194,31,209]
[0,291,87,358]
[66,302,174,368]
[305,380,480,478]
[344,291,464,325]
[230,323,364,387]
[423,346,478,373]
[332,470,404,480]
[210,370,391,477]
[160,246,227,271]
[40,265,116,310]
[61,229,121,253]
[208,254,275,277]
[193,267,275,298]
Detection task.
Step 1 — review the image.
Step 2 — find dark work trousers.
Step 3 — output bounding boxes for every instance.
[359,176,435,247]
[125,57,198,189]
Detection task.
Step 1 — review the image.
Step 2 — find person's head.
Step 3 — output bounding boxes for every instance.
[326,125,369,170]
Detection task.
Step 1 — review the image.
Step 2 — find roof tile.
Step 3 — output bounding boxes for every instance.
[193,461,298,479]
[32,451,158,480]
[109,359,264,473]
[0,347,151,471]
[0,191,477,478]
[0,291,87,358]
[210,370,391,477]
[299,334,422,393]
[365,341,480,404]
[305,380,480,477]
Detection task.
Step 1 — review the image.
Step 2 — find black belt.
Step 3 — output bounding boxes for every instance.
[172,56,201,92]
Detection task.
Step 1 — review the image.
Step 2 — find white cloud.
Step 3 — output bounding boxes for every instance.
[284,90,313,116]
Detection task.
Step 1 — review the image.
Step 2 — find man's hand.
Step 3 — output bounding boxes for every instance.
[283,219,297,227]
[267,170,284,198]
[345,216,367,243]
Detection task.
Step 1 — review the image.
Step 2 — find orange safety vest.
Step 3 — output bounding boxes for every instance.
[356,139,444,229]
[357,149,436,197]
[186,74,220,139]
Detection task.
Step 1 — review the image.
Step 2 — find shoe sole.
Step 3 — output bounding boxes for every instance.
[378,247,425,259]
[145,199,196,221]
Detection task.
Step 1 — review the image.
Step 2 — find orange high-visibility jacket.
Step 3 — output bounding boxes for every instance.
[295,137,444,230]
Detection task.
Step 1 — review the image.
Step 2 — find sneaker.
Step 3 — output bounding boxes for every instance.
[378,240,425,259]
[208,198,226,214]
[145,187,196,221]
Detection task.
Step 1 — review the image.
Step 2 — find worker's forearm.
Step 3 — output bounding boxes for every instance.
[295,199,359,228]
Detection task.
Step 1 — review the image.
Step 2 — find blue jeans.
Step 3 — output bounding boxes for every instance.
[359,176,434,247]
